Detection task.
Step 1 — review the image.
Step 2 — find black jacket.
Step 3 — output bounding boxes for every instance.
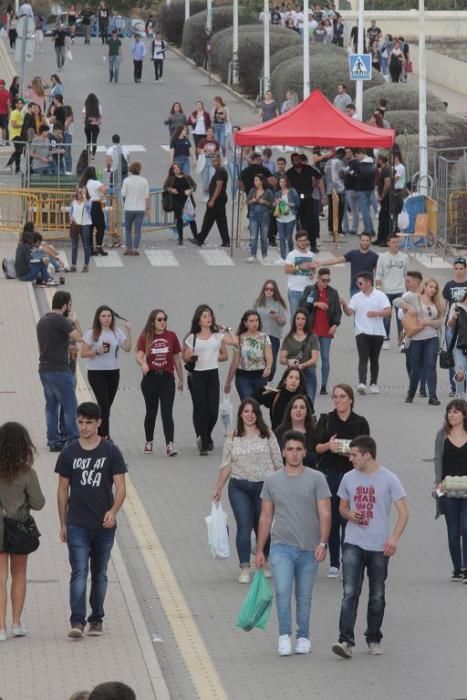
[298,283,342,328]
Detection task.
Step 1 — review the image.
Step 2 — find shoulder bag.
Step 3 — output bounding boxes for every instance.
[184,335,197,373]
[3,514,41,554]
[401,313,422,338]
[439,324,457,369]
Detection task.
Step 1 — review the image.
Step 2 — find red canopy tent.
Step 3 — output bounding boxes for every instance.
[234,88,395,148]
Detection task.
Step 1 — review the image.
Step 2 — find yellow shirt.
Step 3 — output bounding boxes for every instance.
[9,108,24,139]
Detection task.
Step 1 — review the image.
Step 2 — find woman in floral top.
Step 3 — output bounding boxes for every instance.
[213,399,283,583]
[224,310,273,401]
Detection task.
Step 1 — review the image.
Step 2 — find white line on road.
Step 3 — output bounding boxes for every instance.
[95,145,147,152]
[145,249,179,266]
[198,249,235,266]
[93,251,124,267]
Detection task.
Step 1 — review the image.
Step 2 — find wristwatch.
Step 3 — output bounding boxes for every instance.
[319,542,328,549]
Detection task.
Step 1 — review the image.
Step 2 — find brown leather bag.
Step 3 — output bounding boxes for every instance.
[401,313,422,337]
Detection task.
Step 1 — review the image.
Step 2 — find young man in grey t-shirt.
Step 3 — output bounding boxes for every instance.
[332,435,408,659]
[256,431,331,656]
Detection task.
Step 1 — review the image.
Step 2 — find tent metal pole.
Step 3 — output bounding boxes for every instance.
[230,144,238,257]
[389,146,395,237]
[232,146,243,254]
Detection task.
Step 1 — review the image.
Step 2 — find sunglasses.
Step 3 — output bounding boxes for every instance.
[156,316,167,322]
[264,286,274,291]
[454,257,466,266]
[320,277,330,283]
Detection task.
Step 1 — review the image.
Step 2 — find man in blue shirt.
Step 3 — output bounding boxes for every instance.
[130,35,146,83]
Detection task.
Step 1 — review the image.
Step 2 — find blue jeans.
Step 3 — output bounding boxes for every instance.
[108,54,120,81]
[249,209,270,258]
[288,290,303,319]
[124,210,145,249]
[357,191,373,233]
[338,543,388,646]
[405,342,427,390]
[302,367,317,407]
[343,190,359,234]
[39,370,79,448]
[445,326,456,392]
[319,468,346,568]
[276,219,295,260]
[201,161,215,194]
[383,293,403,341]
[235,370,266,401]
[174,155,190,175]
[19,262,49,283]
[67,525,116,625]
[318,336,332,388]
[33,165,53,175]
[71,224,91,265]
[64,132,72,172]
[213,123,226,152]
[408,336,439,398]
[441,497,467,572]
[453,346,467,398]
[228,478,268,566]
[269,543,319,639]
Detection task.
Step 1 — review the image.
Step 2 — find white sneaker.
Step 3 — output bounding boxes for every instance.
[383,340,390,350]
[327,566,339,578]
[238,568,251,584]
[274,258,286,265]
[0,629,6,642]
[332,641,352,658]
[357,383,367,394]
[144,441,153,454]
[370,384,379,394]
[11,624,27,637]
[295,637,311,654]
[278,634,292,656]
[246,256,257,263]
[166,442,178,457]
[368,642,384,655]
[261,256,271,264]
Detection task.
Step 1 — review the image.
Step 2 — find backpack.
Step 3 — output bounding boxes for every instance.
[2,256,16,279]
[120,152,128,177]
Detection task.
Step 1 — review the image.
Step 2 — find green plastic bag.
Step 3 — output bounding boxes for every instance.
[236,570,273,632]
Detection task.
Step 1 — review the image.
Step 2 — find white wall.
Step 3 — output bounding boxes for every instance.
[341,10,467,39]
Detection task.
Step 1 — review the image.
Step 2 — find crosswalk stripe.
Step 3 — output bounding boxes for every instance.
[145,250,179,266]
[198,249,234,266]
[160,145,171,152]
[93,251,124,267]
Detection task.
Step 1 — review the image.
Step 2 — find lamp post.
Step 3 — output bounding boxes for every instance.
[207,0,212,33]
[355,0,364,120]
[232,0,239,84]
[185,0,190,21]
[263,0,270,93]
[303,0,310,98]
[418,0,428,193]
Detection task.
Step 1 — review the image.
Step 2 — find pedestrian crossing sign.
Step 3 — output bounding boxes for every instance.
[348,53,372,81]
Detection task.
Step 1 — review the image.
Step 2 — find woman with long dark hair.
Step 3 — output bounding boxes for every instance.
[275,394,317,467]
[254,279,288,381]
[169,124,194,175]
[9,75,19,109]
[314,383,370,578]
[164,101,187,140]
[213,399,282,583]
[246,174,274,263]
[163,162,197,245]
[78,166,107,256]
[0,422,45,640]
[434,399,467,580]
[82,93,102,156]
[80,306,131,439]
[182,304,237,455]
[256,366,307,430]
[136,308,183,457]
[224,309,272,401]
[63,104,74,174]
[280,308,320,407]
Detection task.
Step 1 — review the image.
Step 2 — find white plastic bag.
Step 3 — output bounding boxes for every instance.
[182,197,196,224]
[66,49,73,61]
[196,152,206,174]
[205,502,230,559]
[220,392,233,436]
[398,209,409,231]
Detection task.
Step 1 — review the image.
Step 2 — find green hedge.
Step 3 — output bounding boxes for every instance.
[270,42,346,74]
[362,84,445,120]
[270,53,384,104]
[210,25,301,96]
[159,0,230,46]
[182,7,256,66]
[387,110,467,139]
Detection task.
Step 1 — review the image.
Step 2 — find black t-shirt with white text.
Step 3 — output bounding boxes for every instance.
[55,439,127,530]
[442,279,467,309]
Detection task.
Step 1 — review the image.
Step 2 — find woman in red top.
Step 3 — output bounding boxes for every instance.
[136,309,183,457]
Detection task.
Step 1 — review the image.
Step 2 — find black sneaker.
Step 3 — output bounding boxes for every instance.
[96,247,108,256]
[320,386,327,395]
[207,439,214,451]
[405,392,414,404]
[49,444,63,453]
[188,237,202,247]
[419,387,427,398]
[463,571,467,584]
[451,570,463,581]
[428,397,441,406]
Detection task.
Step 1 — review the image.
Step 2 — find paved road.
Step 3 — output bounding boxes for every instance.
[2,35,467,700]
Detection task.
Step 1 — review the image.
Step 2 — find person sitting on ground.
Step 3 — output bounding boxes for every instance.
[14,229,57,286]
[31,230,66,274]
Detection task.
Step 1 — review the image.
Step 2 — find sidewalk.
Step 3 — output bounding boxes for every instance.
[0,235,166,700]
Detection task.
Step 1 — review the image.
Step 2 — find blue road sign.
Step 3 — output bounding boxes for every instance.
[349,53,372,81]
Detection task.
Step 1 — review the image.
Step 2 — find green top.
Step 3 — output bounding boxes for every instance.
[107,37,122,57]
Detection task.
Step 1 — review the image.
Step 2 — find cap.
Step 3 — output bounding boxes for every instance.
[454,256,466,266]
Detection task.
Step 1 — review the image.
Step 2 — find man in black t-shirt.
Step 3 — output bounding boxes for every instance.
[240,153,273,193]
[53,21,69,71]
[56,402,127,638]
[287,152,323,252]
[316,232,378,295]
[190,155,230,247]
[443,256,467,395]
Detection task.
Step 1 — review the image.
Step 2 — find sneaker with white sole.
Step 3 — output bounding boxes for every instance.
[11,624,27,637]
[166,442,178,457]
[370,384,379,394]
[368,642,384,655]
[0,629,6,642]
[144,441,153,454]
[274,258,286,265]
[87,621,103,636]
[327,566,339,578]
[382,340,390,350]
[278,634,292,656]
[357,383,367,394]
[246,256,257,263]
[68,624,84,639]
[295,637,311,654]
[332,641,352,658]
[238,568,251,584]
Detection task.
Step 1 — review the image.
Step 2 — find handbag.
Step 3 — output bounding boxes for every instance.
[69,221,81,239]
[439,326,457,369]
[162,190,175,213]
[406,60,413,73]
[401,313,422,338]
[196,152,206,174]
[442,476,467,498]
[184,335,197,373]
[3,514,41,554]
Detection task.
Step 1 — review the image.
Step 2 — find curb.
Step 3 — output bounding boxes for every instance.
[0,36,16,82]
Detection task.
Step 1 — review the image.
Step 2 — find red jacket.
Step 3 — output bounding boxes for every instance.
[188,110,211,132]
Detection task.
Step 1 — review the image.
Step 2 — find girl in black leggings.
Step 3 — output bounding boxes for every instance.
[136,309,184,457]
[182,304,238,456]
[81,305,132,438]
[78,166,108,256]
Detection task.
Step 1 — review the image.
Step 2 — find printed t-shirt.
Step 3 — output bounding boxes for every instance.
[238,333,271,371]
[84,328,126,370]
[198,137,220,161]
[136,330,181,374]
[37,312,74,372]
[55,439,127,530]
[443,279,467,310]
[285,248,315,291]
[338,466,406,551]
[261,468,331,550]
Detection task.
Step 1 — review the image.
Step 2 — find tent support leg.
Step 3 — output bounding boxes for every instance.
[230,145,239,258]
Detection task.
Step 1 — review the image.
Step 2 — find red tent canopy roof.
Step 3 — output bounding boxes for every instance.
[234,89,395,149]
